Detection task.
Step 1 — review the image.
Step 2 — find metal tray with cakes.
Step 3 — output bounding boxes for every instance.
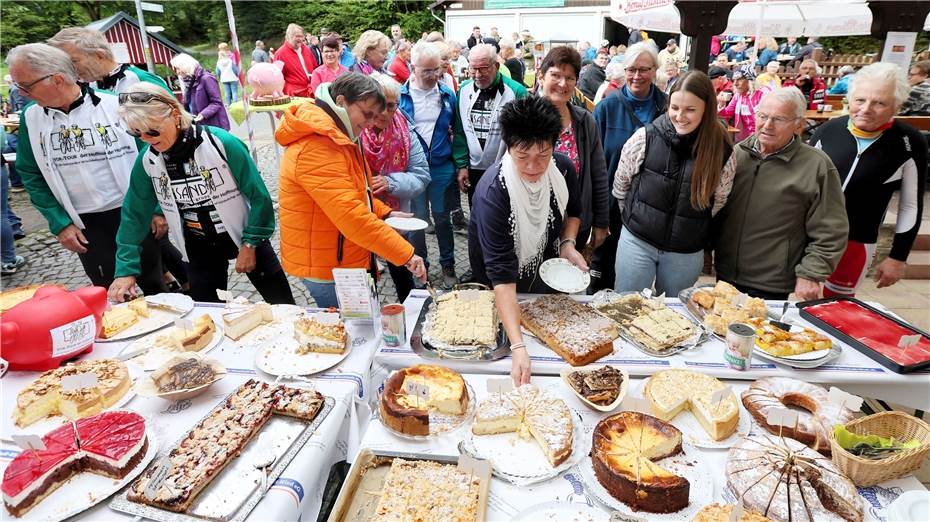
[591,290,705,357]
[328,449,490,522]
[411,286,510,361]
[678,282,778,342]
[109,380,333,522]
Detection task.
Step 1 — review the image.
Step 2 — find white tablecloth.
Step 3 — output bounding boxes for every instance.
[374,291,930,411]
[0,302,384,521]
[358,373,927,521]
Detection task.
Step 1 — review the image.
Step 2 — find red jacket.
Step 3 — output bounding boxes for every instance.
[783,76,827,110]
[388,57,410,83]
[274,44,319,97]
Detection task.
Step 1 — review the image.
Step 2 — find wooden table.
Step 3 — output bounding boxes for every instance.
[1,117,19,131]
[804,109,847,122]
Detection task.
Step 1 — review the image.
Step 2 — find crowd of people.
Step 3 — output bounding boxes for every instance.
[1,23,928,382]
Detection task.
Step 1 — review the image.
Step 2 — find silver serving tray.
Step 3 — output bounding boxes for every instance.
[109,394,334,522]
[410,296,510,361]
[591,290,706,357]
[678,284,779,342]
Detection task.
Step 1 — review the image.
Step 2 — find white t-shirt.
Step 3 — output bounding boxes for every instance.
[409,84,441,148]
[46,111,125,214]
[216,57,238,83]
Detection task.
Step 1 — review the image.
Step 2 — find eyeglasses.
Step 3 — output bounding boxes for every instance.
[625,66,654,76]
[13,74,53,93]
[125,127,161,138]
[755,112,799,126]
[545,70,576,84]
[419,66,444,77]
[468,65,493,74]
[118,92,172,106]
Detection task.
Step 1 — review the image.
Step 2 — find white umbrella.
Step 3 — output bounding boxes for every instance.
[611,0,872,37]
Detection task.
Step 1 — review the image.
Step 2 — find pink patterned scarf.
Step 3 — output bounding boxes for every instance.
[360,110,410,210]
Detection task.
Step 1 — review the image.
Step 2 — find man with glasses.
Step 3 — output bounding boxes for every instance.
[453,43,527,206]
[714,87,848,300]
[591,42,667,291]
[900,60,930,116]
[6,43,167,294]
[399,41,460,288]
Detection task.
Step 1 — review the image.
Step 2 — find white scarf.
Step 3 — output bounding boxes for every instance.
[501,151,568,276]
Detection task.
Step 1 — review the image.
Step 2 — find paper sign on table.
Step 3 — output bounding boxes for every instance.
[11,434,46,452]
[486,378,513,395]
[898,334,921,349]
[333,268,374,319]
[216,289,234,304]
[732,292,749,307]
[61,372,98,392]
[457,454,491,478]
[144,457,174,500]
[174,318,194,331]
[711,386,732,404]
[766,407,799,428]
[728,501,744,522]
[828,387,864,411]
[404,381,429,400]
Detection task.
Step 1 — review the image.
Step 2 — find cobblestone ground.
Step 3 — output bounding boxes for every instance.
[0,143,473,306]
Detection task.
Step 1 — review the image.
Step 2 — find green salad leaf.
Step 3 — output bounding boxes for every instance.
[834,425,920,459]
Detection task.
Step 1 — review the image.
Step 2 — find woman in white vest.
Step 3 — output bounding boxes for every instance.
[108,83,295,304]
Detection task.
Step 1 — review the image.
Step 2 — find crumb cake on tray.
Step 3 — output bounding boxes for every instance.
[520,294,618,366]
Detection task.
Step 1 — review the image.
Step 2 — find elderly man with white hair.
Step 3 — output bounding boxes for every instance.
[48,27,170,93]
[273,23,318,97]
[399,41,460,288]
[6,43,167,294]
[453,43,527,205]
[810,62,926,297]
[714,87,848,300]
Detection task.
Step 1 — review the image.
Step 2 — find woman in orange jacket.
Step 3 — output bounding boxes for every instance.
[275,73,426,307]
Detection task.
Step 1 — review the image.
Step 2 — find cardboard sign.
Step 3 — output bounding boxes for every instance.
[216,289,233,304]
[144,457,174,500]
[766,407,799,428]
[622,396,650,413]
[457,453,491,478]
[486,378,513,395]
[728,501,744,522]
[61,372,98,392]
[174,318,194,331]
[315,312,341,325]
[898,334,921,349]
[828,387,864,411]
[711,386,733,404]
[732,292,749,308]
[405,381,430,401]
[11,434,46,452]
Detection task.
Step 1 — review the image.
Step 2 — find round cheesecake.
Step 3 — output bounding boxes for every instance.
[380,365,467,436]
[591,411,689,514]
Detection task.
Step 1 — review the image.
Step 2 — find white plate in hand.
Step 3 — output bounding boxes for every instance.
[539,258,590,294]
[385,216,429,231]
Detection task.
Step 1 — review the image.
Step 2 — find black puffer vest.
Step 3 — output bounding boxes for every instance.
[621,114,729,253]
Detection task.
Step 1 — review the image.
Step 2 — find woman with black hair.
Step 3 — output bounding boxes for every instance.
[468,95,585,385]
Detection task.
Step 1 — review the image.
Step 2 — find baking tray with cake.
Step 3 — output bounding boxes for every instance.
[1,410,158,521]
[410,286,511,361]
[578,411,715,521]
[796,296,930,374]
[97,293,195,342]
[117,314,224,370]
[591,289,706,357]
[458,384,587,486]
[328,448,491,522]
[109,380,333,522]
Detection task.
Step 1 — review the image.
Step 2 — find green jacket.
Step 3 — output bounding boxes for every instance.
[452,71,528,170]
[713,136,849,294]
[115,127,275,277]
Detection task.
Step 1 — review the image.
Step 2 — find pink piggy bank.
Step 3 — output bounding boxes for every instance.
[247,62,286,97]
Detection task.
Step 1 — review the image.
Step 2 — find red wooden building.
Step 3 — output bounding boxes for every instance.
[86,11,182,67]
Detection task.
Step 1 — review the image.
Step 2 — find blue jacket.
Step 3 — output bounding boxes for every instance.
[828,75,853,95]
[757,48,779,68]
[398,81,457,170]
[339,44,355,68]
[593,85,667,186]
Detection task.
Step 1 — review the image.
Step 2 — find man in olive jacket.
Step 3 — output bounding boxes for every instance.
[714,87,848,300]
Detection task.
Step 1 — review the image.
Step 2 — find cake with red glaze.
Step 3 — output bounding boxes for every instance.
[1,411,147,518]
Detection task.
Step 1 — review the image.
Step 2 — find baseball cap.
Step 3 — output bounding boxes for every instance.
[708,66,730,79]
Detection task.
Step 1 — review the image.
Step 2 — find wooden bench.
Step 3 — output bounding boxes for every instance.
[898,116,930,131]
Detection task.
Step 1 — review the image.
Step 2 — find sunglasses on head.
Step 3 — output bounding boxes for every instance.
[118,92,171,105]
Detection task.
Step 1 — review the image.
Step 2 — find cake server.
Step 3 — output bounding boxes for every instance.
[770,301,793,331]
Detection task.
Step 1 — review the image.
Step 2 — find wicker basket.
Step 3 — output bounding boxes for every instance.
[830,411,930,486]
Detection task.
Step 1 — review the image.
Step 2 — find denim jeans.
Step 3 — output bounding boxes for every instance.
[301,279,338,308]
[614,226,704,296]
[1,164,15,263]
[222,82,238,104]
[2,133,22,187]
[411,163,457,268]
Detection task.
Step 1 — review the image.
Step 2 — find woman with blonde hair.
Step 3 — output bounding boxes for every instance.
[756,37,780,68]
[613,70,737,295]
[351,30,391,75]
[109,83,293,304]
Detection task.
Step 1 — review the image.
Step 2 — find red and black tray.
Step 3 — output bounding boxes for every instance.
[797,296,930,374]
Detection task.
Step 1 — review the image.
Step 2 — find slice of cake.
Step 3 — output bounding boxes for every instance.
[380,365,468,436]
[644,369,739,441]
[293,314,347,354]
[101,307,140,338]
[273,387,325,421]
[223,302,273,340]
[127,297,149,318]
[176,314,216,352]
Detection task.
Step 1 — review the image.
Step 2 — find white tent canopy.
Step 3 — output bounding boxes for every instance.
[610,0,873,37]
